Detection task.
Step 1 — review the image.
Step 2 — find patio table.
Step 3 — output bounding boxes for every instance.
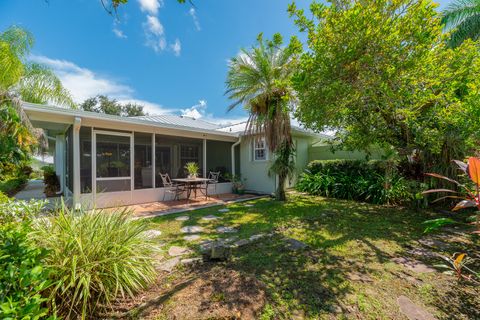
[171,178,213,200]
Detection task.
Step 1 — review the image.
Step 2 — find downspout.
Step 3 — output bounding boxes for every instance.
[231,137,241,176]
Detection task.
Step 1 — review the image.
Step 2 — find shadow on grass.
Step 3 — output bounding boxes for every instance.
[147,193,445,318]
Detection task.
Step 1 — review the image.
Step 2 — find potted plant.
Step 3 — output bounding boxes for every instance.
[185,162,199,179]
[228,174,246,194]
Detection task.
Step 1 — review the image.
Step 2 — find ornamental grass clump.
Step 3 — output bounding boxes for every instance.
[33,204,158,319]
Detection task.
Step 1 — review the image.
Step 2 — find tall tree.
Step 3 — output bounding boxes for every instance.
[442,0,480,47]
[225,34,301,200]
[289,0,480,178]
[0,26,74,170]
[80,95,146,117]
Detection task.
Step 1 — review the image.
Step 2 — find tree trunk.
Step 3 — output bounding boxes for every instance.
[276,173,287,201]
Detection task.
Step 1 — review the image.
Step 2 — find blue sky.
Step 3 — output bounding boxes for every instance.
[1,0,451,124]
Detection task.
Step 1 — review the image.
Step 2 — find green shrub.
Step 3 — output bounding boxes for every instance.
[0,206,50,319]
[297,160,415,205]
[0,199,47,224]
[0,191,9,204]
[33,205,158,319]
[0,176,28,196]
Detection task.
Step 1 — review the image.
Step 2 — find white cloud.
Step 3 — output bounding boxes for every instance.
[143,15,168,52]
[30,55,248,124]
[189,8,201,31]
[170,38,181,56]
[181,99,206,118]
[144,15,164,36]
[138,0,163,15]
[112,27,127,39]
[30,55,172,115]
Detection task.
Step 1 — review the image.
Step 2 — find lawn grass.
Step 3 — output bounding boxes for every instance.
[144,193,479,319]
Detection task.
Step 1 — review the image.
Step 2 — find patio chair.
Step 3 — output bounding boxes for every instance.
[160,173,185,201]
[197,171,221,200]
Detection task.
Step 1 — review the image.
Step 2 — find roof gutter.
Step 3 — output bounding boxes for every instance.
[231,137,241,176]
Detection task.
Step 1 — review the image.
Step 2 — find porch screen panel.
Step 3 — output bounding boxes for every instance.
[155,134,172,187]
[206,140,232,181]
[154,134,203,186]
[95,133,131,192]
[80,127,92,193]
[134,132,153,189]
[65,126,73,192]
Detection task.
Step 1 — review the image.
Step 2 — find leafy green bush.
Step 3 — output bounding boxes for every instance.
[33,205,158,319]
[297,160,414,205]
[0,199,47,224]
[0,191,9,204]
[0,201,50,319]
[0,176,28,196]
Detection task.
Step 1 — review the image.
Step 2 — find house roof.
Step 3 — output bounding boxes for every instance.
[22,102,330,141]
[217,121,332,139]
[133,115,220,131]
[21,102,238,141]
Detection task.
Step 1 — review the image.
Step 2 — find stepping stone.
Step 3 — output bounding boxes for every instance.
[157,257,180,272]
[183,234,201,241]
[142,230,162,238]
[244,204,254,207]
[391,257,436,273]
[397,295,437,320]
[201,214,220,221]
[216,226,237,233]
[199,240,215,252]
[284,238,308,251]
[180,225,203,233]
[223,236,238,243]
[218,208,230,213]
[249,233,267,241]
[168,246,192,257]
[175,215,190,221]
[180,257,203,266]
[232,239,250,248]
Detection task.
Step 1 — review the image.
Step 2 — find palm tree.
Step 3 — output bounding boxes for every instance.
[225,34,299,200]
[0,26,74,167]
[442,0,480,47]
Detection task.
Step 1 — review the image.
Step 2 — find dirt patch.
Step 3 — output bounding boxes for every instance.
[111,264,266,320]
[151,267,266,320]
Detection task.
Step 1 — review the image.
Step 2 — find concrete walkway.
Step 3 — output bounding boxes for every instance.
[14,179,46,200]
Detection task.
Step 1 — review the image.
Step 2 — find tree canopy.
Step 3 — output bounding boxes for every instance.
[289,0,480,175]
[80,95,146,117]
[0,26,73,172]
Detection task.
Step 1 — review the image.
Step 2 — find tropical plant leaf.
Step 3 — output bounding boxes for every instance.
[453,160,468,173]
[422,188,459,195]
[431,195,466,203]
[425,173,462,186]
[467,157,480,185]
[422,218,456,233]
[452,199,477,211]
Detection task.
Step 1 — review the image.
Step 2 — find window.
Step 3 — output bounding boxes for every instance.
[253,136,267,161]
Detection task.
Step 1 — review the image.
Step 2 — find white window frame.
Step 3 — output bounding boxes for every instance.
[252,136,268,162]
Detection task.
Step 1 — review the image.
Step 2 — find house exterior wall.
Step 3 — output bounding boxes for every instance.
[239,134,314,194]
[239,137,276,194]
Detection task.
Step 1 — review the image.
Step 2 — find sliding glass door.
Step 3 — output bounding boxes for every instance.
[94,131,133,194]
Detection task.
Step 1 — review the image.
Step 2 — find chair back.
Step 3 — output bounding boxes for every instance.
[160,173,173,187]
[208,171,220,183]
